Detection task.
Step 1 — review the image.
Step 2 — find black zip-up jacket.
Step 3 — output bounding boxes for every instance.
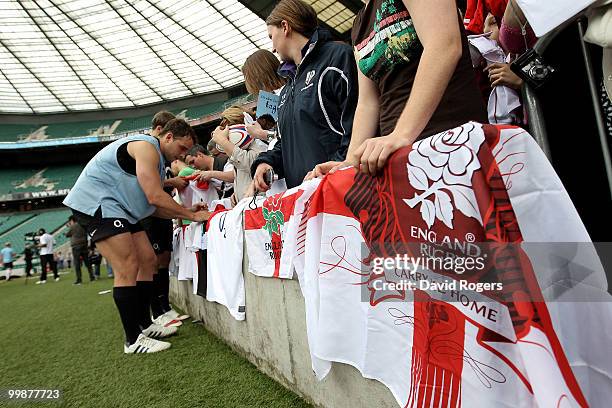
[251,29,358,188]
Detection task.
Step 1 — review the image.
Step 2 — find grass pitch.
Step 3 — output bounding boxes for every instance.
[0,271,311,408]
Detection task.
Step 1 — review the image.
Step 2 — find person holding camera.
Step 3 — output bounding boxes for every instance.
[311,0,487,178]
[24,244,35,277]
[484,0,536,92]
[66,215,95,285]
[89,245,103,278]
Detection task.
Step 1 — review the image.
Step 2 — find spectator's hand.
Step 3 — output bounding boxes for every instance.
[191,210,211,223]
[348,134,412,176]
[211,126,230,144]
[190,202,208,212]
[486,63,523,89]
[197,171,213,182]
[230,193,238,207]
[245,121,268,140]
[166,176,189,190]
[304,161,350,181]
[253,163,273,192]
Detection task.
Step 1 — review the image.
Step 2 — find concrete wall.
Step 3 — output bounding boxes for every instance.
[169,253,399,408]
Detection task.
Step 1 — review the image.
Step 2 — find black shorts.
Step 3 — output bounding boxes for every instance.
[3,262,13,269]
[71,208,144,244]
[141,216,173,254]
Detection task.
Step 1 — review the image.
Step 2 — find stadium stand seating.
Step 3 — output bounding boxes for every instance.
[0,213,37,235]
[113,115,150,134]
[1,124,40,141]
[45,119,118,138]
[0,165,83,196]
[0,169,40,196]
[185,100,231,119]
[0,209,71,257]
[34,165,83,191]
[0,95,253,142]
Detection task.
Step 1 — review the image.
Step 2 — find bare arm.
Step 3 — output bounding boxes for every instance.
[152,206,210,221]
[214,170,235,183]
[211,126,235,156]
[130,141,208,222]
[345,64,381,158]
[164,176,188,190]
[350,0,463,174]
[394,0,461,141]
[197,170,235,183]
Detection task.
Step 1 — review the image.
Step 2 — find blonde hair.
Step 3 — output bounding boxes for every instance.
[243,50,287,96]
[220,106,247,126]
[265,0,318,38]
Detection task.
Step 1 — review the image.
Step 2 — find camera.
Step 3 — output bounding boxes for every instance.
[511,49,555,90]
[24,232,40,245]
[24,232,40,256]
[263,168,275,187]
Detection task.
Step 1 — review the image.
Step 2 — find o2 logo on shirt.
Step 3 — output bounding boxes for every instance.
[301,70,316,92]
[305,70,315,86]
[279,91,288,108]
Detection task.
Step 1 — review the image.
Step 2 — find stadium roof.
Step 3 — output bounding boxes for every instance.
[0,0,272,114]
[240,0,364,37]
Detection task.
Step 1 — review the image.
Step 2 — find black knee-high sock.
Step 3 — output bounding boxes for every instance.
[150,272,165,319]
[136,281,154,329]
[157,268,171,313]
[113,286,142,346]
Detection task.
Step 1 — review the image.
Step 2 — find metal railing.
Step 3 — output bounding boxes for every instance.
[522,14,612,199]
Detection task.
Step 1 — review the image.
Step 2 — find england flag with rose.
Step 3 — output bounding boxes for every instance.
[289,122,612,407]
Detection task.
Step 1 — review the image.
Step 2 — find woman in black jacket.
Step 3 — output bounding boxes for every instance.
[251,0,358,190]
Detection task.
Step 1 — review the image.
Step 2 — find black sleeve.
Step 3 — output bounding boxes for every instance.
[250,141,284,178]
[213,156,228,172]
[323,45,358,162]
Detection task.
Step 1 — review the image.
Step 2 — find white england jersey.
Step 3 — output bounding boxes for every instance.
[176,227,197,282]
[179,180,219,210]
[169,228,181,276]
[185,222,206,251]
[244,178,320,279]
[183,223,202,294]
[205,199,249,321]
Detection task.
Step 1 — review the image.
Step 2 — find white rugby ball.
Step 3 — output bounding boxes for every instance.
[216,124,253,153]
